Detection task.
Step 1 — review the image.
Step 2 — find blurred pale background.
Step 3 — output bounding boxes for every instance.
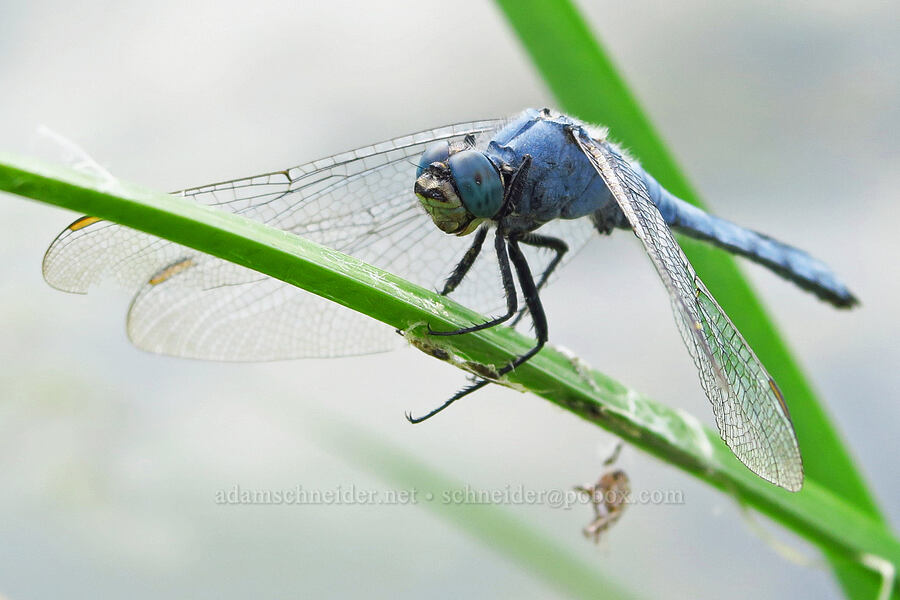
[0,1,897,598]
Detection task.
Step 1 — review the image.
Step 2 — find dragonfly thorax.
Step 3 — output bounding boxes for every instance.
[414,142,503,236]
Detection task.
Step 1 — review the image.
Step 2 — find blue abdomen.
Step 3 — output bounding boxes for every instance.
[484,109,857,307]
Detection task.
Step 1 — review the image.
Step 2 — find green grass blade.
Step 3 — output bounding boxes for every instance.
[492,1,891,596]
[1,155,898,591]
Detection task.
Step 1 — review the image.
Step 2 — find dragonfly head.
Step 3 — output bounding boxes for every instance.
[415,142,503,236]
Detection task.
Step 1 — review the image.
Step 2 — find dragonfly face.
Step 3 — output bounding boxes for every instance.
[414,141,503,236]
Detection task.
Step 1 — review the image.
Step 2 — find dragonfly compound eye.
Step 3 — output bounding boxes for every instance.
[447,150,503,219]
[415,155,483,236]
[416,141,451,178]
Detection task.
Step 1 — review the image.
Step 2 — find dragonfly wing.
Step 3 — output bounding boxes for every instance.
[43,120,519,360]
[572,130,803,491]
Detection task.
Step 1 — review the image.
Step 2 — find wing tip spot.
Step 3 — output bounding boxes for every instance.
[68,216,103,231]
[148,258,194,286]
[767,377,792,422]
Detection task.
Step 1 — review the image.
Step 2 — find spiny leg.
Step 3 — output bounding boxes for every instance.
[510,233,568,327]
[521,233,569,292]
[429,228,518,336]
[405,378,491,424]
[440,223,488,295]
[497,236,548,373]
[407,235,548,423]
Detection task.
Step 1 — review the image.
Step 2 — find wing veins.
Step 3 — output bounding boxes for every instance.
[571,129,802,491]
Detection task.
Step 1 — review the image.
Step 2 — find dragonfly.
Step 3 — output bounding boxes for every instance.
[43,108,857,492]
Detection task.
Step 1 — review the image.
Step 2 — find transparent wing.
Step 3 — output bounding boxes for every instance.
[572,130,803,491]
[43,120,596,361]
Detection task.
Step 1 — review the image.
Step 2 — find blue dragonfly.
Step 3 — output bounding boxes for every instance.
[43,109,856,491]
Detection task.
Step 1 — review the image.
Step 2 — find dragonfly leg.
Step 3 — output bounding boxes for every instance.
[407,157,546,424]
[405,378,491,424]
[406,235,548,424]
[429,229,518,336]
[521,233,568,290]
[498,154,532,216]
[510,233,568,327]
[440,224,488,295]
[496,236,548,375]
